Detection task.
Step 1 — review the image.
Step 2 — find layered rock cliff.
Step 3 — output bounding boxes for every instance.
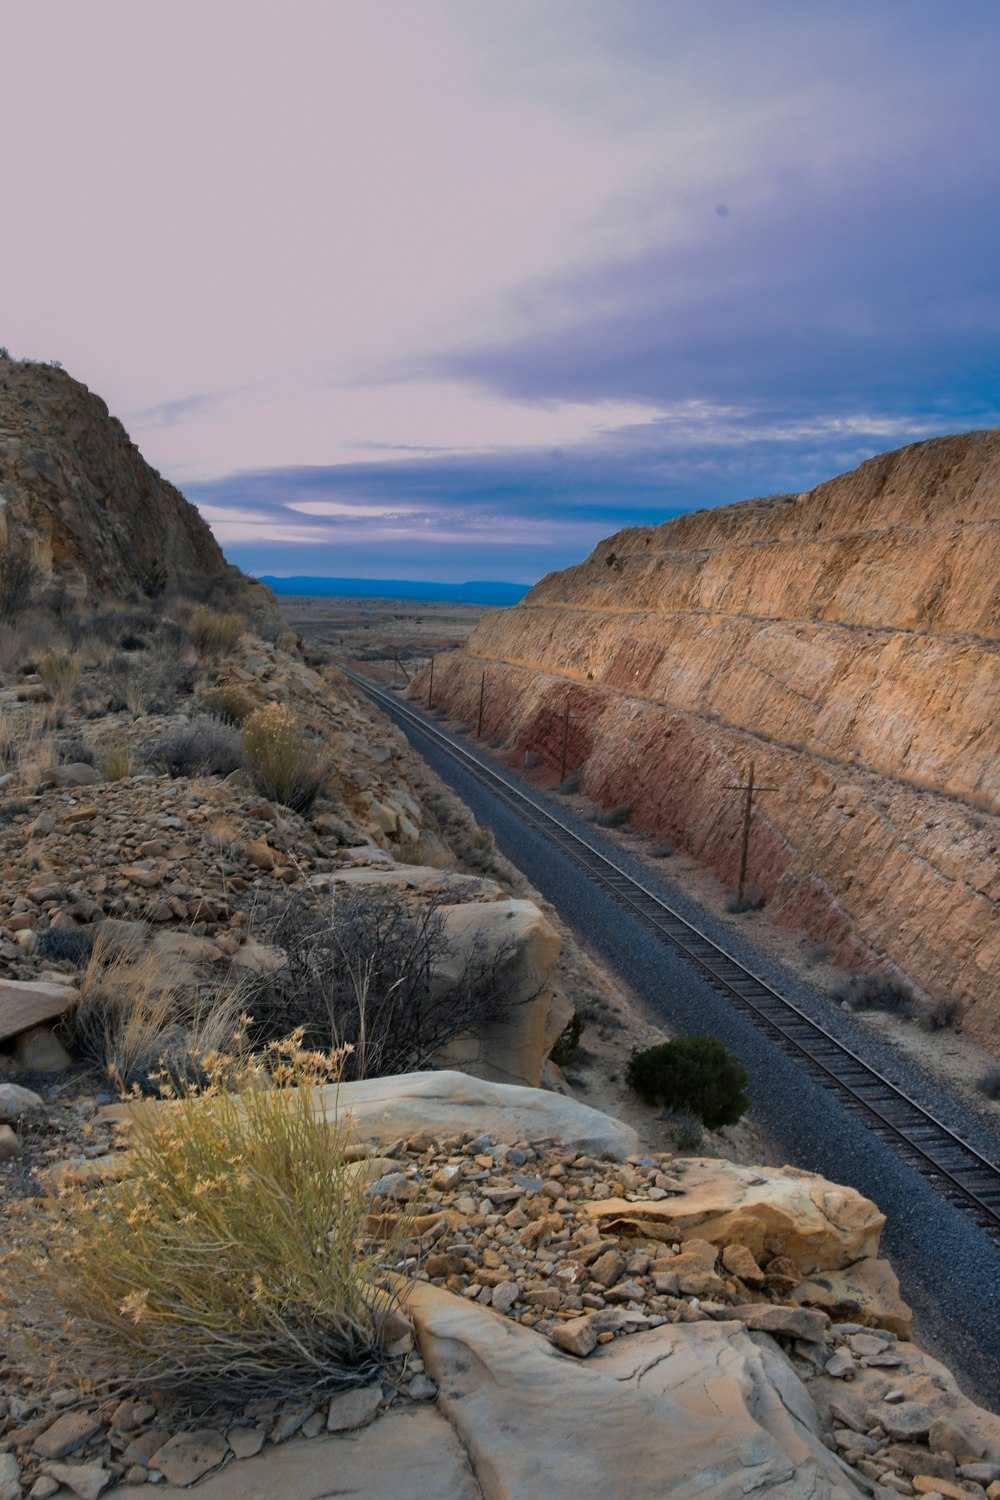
[422,428,1000,1051]
[0,358,267,612]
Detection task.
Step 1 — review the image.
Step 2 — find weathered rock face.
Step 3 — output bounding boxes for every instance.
[0,358,267,610]
[423,429,1000,1047]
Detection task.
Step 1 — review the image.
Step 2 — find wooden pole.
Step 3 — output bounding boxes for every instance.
[723,759,777,904]
[560,705,570,783]
[477,671,486,737]
[738,761,755,903]
[427,655,434,709]
[393,652,398,686]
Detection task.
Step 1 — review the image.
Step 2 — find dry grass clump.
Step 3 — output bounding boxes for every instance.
[241,702,328,812]
[190,606,244,657]
[67,931,242,1090]
[37,651,81,710]
[2,1040,414,1402]
[200,683,257,725]
[93,731,133,781]
[0,705,60,784]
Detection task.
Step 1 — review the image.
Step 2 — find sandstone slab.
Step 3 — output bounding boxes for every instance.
[792,1256,912,1337]
[584,1159,885,1272]
[408,1280,863,1498]
[103,1406,480,1499]
[315,1069,638,1158]
[0,978,78,1043]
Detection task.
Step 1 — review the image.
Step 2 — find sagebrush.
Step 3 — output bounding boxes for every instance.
[241,702,328,811]
[2,1042,414,1401]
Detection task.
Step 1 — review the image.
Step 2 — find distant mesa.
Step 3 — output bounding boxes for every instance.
[260,576,530,607]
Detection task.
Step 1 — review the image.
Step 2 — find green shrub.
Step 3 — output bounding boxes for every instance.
[2,1042,414,1401]
[241,702,328,812]
[625,1036,749,1129]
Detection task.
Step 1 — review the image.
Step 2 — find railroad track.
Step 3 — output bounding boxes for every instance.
[343,668,1000,1245]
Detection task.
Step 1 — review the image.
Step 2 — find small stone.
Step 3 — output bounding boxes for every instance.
[720,1242,765,1287]
[0,1122,19,1159]
[226,1426,266,1459]
[15,1026,72,1073]
[872,1402,934,1443]
[406,1375,438,1401]
[589,1249,625,1288]
[326,1384,383,1432]
[270,1407,311,1443]
[301,1412,325,1439]
[33,1411,104,1459]
[929,1416,985,1460]
[0,1082,44,1122]
[491,1280,520,1314]
[826,1349,857,1379]
[44,1462,113,1500]
[148,1430,228,1487]
[549,1316,598,1357]
[29,1478,60,1500]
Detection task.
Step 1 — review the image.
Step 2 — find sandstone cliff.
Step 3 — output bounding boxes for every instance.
[0,358,268,613]
[422,428,1000,1050]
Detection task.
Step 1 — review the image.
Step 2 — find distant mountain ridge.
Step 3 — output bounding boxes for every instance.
[260,576,529,606]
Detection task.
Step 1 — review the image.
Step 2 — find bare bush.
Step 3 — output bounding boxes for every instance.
[725,884,766,914]
[834,970,914,1015]
[978,1064,1000,1102]
[915,995,962,1032]
[589,802,632,829]
[144,716,243,779]
[241,886,519,1078]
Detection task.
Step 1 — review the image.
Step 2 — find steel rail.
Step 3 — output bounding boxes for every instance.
[343,668,1000,1243]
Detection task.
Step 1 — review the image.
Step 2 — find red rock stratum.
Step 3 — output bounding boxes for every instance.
[422,428,1000,1051]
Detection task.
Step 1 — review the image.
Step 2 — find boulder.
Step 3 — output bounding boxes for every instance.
[407,1280,864,1498]
[0,977,78,1044]
[434,898,562,1086]
[314,1070,638,1158]
[583,1159,885,1272]
[792,1256,912,1337]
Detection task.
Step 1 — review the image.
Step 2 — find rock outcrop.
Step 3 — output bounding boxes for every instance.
[421,429,1000,1048]
[0,358,267,612]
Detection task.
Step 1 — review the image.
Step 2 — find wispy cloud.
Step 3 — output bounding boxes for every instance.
[3,2,998,583]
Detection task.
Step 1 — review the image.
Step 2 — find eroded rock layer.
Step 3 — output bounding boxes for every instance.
[0,359,266,610]
[423,429,1000,1049]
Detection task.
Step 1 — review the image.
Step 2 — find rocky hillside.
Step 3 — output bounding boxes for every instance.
[422,428,1000,1049]
[0,358,267,613]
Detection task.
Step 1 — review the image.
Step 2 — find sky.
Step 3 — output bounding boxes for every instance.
[3,1,999,585]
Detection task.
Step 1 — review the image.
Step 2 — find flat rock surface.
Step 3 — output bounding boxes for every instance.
[314,1069,639,1158]
[408,1281,864,1499]
[103,1406,480,1500]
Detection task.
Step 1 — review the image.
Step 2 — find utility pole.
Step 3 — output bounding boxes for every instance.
[723,760,778,903]
[559,704,570,783]
[427,655,434,709]
[476,671,486,737]
[393,652,410,684]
